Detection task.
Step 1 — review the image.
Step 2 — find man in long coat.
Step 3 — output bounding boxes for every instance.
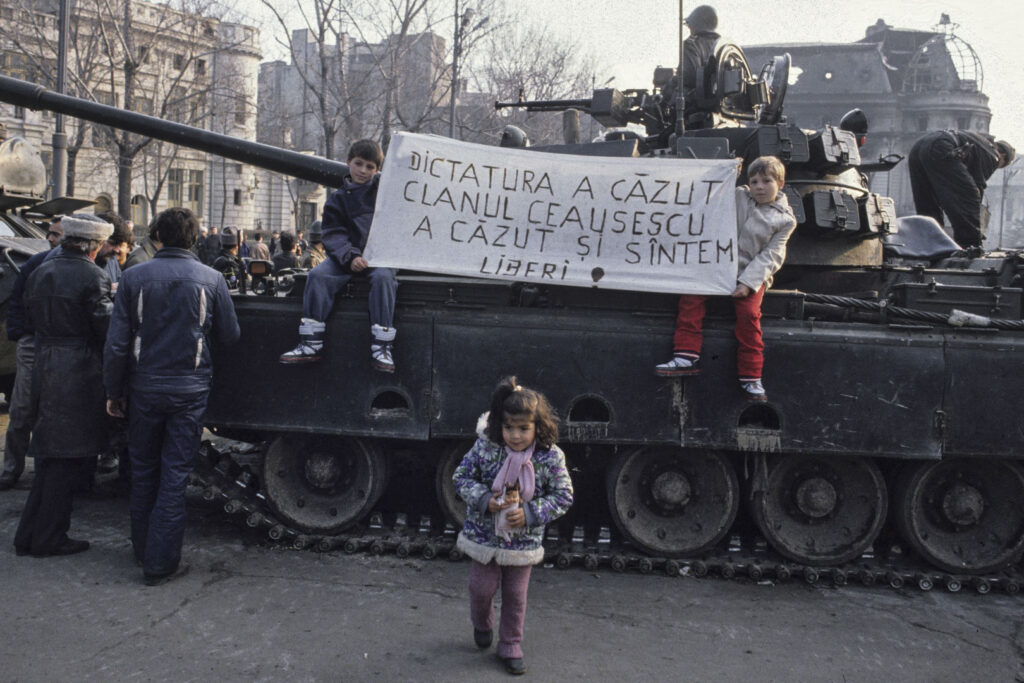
[104,207,239,585]
[13,215,113,557]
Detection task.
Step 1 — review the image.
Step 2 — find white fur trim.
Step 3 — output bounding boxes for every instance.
[456,532,544,566]
[62,215,113,241]
[476,412,490,439]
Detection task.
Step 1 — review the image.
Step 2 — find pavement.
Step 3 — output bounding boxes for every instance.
[0,459,1022,681]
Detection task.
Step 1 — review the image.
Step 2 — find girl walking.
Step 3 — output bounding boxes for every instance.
[453,377,574,675]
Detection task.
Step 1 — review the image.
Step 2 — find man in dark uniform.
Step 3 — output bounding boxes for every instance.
[272,232,299,273]
[909,130,1015,248]
[0,217,63,491]
[300,221,327,269]
[13,214,113,556]
[212,228,246,292]
[668,4,721,129]
[104,207,239,585]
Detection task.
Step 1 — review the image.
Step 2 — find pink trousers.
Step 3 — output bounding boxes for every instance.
[468,560,532,658]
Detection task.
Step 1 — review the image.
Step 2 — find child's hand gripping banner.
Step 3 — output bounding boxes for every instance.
[365,132,738,295]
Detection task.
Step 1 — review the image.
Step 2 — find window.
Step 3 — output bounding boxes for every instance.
[917,115,929,132]
[299,202,317,231]
[957,117,970,130]
[233,189,242,205]
[186,169,204,215]
[138,46,150,64]
[131,195,148,228]
[168,168,184,204]
[0,51,28,79]
[196,59,206,76]
[235,164,243,175]
[173,54,185,70]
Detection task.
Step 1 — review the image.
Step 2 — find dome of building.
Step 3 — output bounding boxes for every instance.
[902,14,983,94]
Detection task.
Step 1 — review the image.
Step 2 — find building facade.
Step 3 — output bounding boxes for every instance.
[744,16,1011,245]
[0,0,261,235]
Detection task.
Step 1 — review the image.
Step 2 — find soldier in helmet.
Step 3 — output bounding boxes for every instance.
[908,130,1015,248]
[676,5,721,129]
[300,221,327,269]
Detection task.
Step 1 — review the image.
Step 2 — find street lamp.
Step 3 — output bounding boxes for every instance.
[51,0,71,198]
[448,1,487,139]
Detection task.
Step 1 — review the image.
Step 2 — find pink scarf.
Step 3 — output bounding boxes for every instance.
[492,443,536,540]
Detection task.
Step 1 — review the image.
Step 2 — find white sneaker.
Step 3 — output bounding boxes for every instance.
[655,355,700,377]
[371,343,395,373]
[739,379,767,401]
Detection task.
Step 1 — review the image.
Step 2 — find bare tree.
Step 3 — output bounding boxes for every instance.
[259,0,375,160]
[467,19,597,146]
[3,0,109,194]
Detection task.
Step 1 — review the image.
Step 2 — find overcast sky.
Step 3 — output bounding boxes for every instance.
[233,0,1023,142]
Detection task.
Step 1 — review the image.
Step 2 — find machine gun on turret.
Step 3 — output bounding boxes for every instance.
[495,46,790,154]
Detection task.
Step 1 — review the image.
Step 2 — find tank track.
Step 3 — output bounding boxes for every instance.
[191,441,1024,596]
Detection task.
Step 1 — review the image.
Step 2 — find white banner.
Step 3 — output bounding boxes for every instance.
[364,132,738,295]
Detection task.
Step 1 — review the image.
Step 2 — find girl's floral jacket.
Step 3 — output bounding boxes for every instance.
[453,415,574,566]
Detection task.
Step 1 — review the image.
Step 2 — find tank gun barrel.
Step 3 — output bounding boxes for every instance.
[0,75,349,187]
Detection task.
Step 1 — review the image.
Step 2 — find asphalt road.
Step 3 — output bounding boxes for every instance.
[1,468,1022,683]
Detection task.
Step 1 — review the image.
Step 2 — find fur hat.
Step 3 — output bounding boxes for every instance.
[309,220,322,242]
[62,213,113,241]
[220,229,237,247]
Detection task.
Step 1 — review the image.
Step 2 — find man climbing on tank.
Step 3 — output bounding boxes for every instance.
[908,130,1015,249]
[660,5,720,130]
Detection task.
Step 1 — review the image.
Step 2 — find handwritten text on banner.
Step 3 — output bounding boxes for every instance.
[364,132,738,295]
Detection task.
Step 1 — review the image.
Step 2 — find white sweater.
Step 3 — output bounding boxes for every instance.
[734,186,798,291]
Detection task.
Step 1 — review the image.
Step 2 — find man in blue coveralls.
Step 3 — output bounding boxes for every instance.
[104,207,239,586]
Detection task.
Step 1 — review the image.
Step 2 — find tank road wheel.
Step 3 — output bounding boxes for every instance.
[262,435,388,535]
[606,447,739,557]
[435,440,474,529]
[751,455,887,566]
[894,460,1024,574]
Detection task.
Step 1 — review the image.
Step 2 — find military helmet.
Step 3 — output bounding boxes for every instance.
[500,125,530,148]
[685,5,718,33]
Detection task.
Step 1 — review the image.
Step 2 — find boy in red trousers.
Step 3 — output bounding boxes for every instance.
[655,156,797,401]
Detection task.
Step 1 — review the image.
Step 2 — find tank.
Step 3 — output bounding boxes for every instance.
[3,43,1023,585]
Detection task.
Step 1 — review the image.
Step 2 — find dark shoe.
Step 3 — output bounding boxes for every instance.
[501,657,526,675]
[0,472,18,491]
[474,628,493,649]
[97,453,119,474]
[30,538,90,557]
[144,562,191,587]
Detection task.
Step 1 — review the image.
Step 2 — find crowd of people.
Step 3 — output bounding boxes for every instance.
[1,139,394,589]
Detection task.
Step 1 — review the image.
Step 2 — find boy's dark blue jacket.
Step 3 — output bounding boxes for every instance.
[321,174,379,271]
[103,247,240,399]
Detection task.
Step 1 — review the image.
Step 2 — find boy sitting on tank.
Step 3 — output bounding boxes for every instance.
[279,139,399,372]
[655,155,797,401]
